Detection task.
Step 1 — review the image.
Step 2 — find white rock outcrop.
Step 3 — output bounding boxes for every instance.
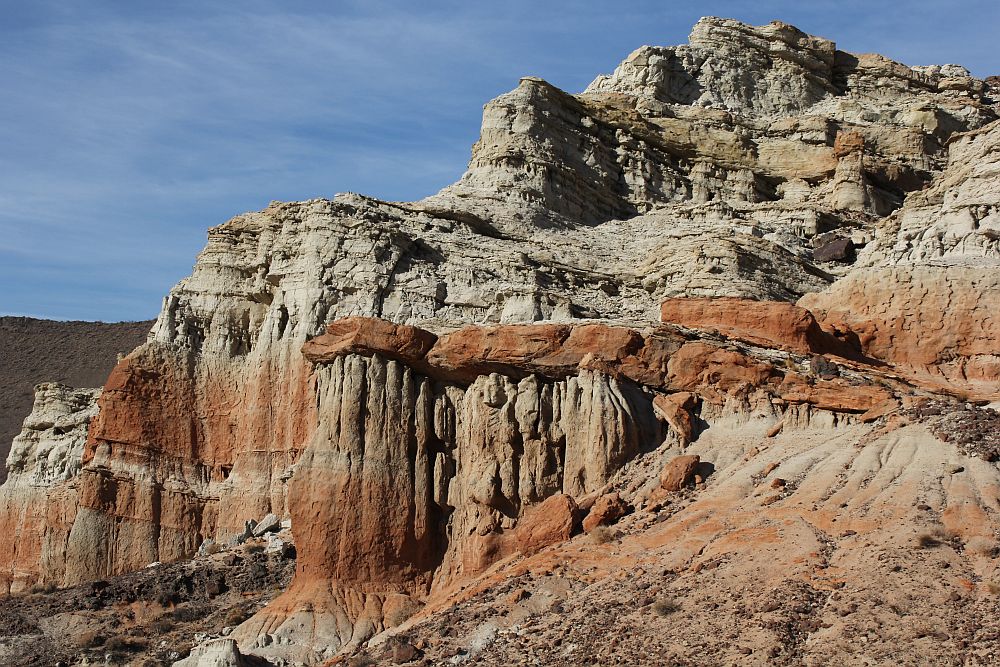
[0,15,998,666]
[6,383,99,486]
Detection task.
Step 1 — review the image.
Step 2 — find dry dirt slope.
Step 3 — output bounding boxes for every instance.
[0,317,152,480]
[346,409,1000,667]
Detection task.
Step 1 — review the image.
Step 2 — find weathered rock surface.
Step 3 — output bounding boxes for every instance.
[353,415,1000,667]
[582,492,630,532]
[513,494,580,554]
[0,384,98,593]
[6,383,98,486]
[801,119,1000,400]
[659,454,701,492]
[652,392,697,445]
[0,15,997,667]
[301,317,437,368]
[659,296,859,358]
[230,314,914,662]
[173,639,264,667]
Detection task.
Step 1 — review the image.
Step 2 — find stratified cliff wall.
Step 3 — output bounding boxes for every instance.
[235,315,902,661]
[802,120,1000,399]
[0,15,998,665]
[0,384,97,591]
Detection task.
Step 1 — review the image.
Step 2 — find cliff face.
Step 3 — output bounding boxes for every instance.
[802,120,1000,400]
[0,384,97,592]
[237,315,906,662]
[1,16,999,665]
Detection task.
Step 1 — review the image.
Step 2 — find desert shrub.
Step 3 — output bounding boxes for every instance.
[916,533,941,548]
[75,630,105,647]
[966,536,999,557]
[171,603,212,623]
[653,597,680,617]
[224,606,249,627]
[916,527,961,549]
[150,617,175,634]
[105,635,147,653]
[589,526,615,545]
[155,591,176,606]
[138,659,170,667]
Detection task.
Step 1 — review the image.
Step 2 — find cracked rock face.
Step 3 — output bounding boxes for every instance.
[0,384,99,593]
[802,119,1000,400]
[5,383,98,487]
[0,15,998,666]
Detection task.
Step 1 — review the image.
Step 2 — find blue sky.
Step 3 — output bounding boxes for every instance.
[2,1,997,322]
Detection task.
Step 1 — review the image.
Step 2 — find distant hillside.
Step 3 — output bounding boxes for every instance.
[0,317,152,481]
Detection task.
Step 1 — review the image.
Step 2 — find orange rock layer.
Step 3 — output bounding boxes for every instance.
[240,312,902,657]
[0,304,908,653]
[659,297,863,360]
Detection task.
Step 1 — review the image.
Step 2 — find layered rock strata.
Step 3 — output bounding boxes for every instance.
[0,384,98,592]
[802,120,1000,400]
[235,314,904,661]
[0,15,996,666]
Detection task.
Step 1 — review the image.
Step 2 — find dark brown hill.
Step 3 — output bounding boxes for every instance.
[0,317,152,480]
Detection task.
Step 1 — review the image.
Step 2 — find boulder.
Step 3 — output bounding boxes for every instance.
[228,520,257,547]
[197,539,217,557]
[382,636,424,664]
[660,455,701,492]
[514,494,579,554]
[582,492,629,532]
[301,317,437,368]
[252,514,280,537]
[660,297,859,359]
[172,638,260,667]
[812,234,855,263]
[777,374,894,412]
[652,392,697,444]
[424,324,572,382]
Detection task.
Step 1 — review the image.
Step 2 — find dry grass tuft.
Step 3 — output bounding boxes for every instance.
[29,582,56,594]
[653,597,680,617]
[225,606,249,627]
[588,526,615,545]
[965,536,999,557]
[916,533,941,549]
[915,527,961,549]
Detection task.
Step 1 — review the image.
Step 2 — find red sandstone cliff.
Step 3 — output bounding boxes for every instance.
[0,16,998,667]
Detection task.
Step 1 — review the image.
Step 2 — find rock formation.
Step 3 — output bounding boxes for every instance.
[0,317,151,481]
[0,384,97,592]
[0,16,998,666]
[802,120,1000,400]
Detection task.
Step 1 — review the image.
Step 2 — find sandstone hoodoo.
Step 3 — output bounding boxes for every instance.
[2,16,1000,667]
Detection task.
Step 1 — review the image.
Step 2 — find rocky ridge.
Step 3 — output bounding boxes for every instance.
[0,317,152,481]
[0,16,998,666]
